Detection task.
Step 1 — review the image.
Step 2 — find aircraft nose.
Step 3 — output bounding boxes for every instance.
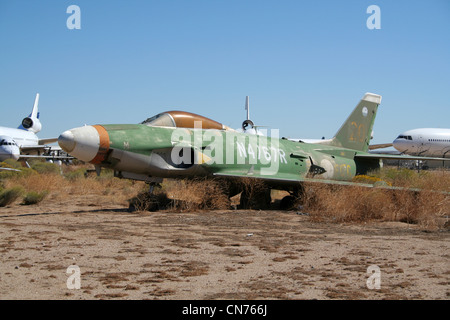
[11,150,20,161]
[58,125,110,164]
[393,138,408,153]
[58,130,76,153]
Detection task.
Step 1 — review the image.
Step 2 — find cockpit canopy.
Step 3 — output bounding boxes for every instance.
[396,135,412,140]
[140,111,234,131]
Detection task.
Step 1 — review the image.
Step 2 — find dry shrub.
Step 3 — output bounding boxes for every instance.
[238,177,271,209]
[128,192,171,212]
[0,186,25,207]
[303,182,449,229]
[391,189,449,228]
[374,168,450,192]
[4,168,144,205]
[64,175,144,204]
[5,173,67,194]
[22,190,49,205]
[303,184,389,223]
[129,178,231,212]
[166,178,230,211]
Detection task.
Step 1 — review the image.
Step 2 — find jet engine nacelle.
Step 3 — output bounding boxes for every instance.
[21,117,42,133]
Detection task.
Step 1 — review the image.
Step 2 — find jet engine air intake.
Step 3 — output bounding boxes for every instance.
[21,117,42,133]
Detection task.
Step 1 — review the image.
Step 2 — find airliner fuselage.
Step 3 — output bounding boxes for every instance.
[393,128,450,158]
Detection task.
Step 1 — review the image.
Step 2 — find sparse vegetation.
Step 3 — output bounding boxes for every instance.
[0,186,25,207]
[29,161,61,175]
[129,178,231,212]
[1,159,448,229]
[63,168,87,181]
[0,162,448,299]
[0,160,144,207]
[301,168,449,229]
[238,177,271,209]
[166,178,230,211]
[22,190,49,205]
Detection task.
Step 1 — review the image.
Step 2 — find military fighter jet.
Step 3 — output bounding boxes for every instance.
[57,93,449,206]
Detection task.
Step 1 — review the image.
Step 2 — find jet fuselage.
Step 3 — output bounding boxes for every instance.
[59,123,378,187]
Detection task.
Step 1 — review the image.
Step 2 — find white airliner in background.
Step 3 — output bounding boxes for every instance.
[0,93,59,162]
[392,128,450,158]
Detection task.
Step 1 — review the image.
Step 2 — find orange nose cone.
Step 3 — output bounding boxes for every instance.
[90,125,110,164]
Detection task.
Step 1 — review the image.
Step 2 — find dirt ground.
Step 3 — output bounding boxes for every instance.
[0,194,448,300]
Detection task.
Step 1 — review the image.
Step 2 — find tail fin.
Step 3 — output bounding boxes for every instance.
[18,93,42,133]
[325,93,382,152]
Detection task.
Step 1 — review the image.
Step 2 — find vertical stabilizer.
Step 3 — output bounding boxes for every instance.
[324,93,382,152]
[31,93,39,119]
[18,93,42,133]
[245,96,250,120]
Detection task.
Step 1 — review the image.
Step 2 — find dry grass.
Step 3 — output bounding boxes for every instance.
[302,169,450,229]
[373,168,450,191]
[142,178,231,212]
[2,160,449,229]
[1,162,144,206]
[238,177,271,209]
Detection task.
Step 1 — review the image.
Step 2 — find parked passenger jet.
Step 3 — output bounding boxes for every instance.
[0,93,58,162]
[392,128,450,158]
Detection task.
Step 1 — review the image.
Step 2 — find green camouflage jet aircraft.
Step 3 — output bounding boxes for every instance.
[58,93,449,207]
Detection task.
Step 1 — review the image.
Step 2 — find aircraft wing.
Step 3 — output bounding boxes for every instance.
[19,145,73,161]
[0,167,21,172]
[18,154,74,160]
[355,153,450,162]
[213,171,373,187]
[19,143,73,159]
[369,143,393,150]
[38,138,58,145]
[20,145,48,153]
[212,171,449,195]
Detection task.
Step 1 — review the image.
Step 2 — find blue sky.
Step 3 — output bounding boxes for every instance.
[0,0,449,145]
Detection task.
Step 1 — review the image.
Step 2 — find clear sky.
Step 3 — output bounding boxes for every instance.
[0,0,449,146]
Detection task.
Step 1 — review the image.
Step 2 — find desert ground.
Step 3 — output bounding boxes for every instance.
[0,193,448,300]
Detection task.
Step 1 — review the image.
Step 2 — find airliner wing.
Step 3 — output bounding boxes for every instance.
[0,167,20,172]
[20,145,48,151]
[19,145,49,155]
[369,143,393,150]
[355,153,450,161]
[18,154,73,160]
[38,138,58,145]
[19,144,73,160]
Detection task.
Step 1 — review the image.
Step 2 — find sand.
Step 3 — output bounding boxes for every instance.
[0,194,448,300]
